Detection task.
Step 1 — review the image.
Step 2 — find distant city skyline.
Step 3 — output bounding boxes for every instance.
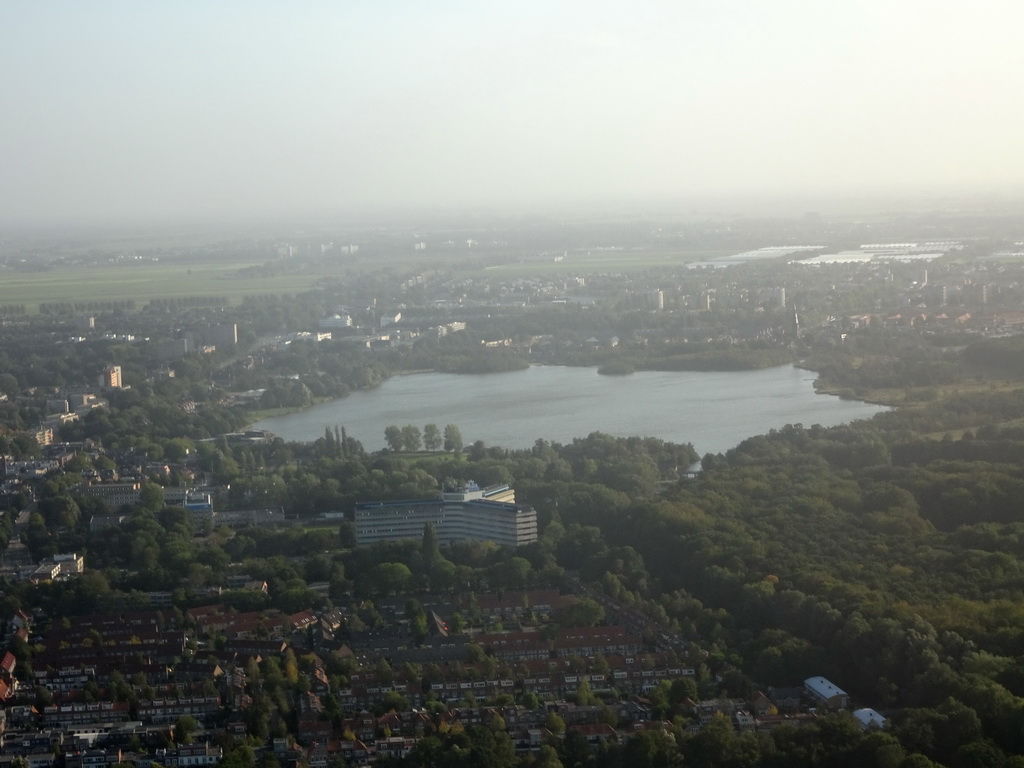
[3,1,1024,226]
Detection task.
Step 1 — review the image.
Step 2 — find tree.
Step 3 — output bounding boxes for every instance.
[174,715,198,744]
[138,481,165,513]
[573,679,596,706]
[544,712,566,734]
[401,424,422,452]
[533,744,565,768]
[558,730,591,768]
[466,725,517,768]
[423,423,443,452]
[444,423,463,453]
[491,556,532,590]
[384,425,403,452]
[561,598,605,627]
[421,523,441,564]
[42,494,80,529]
[368,562,413,595]
[450,612,465,634]
[626,728,685,768]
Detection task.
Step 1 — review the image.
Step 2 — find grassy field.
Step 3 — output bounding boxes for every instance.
[0,247,730,312]
[477,249,732,277]
[0,261,345,310]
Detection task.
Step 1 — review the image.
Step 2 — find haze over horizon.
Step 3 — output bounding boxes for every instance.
[4,1,1024,227]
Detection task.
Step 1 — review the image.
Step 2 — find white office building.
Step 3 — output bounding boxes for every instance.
[355,483,537,548]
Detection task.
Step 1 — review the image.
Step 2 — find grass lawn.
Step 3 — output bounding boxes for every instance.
[474,249,733,277]
[0,261,332,310]
[0,241,737,311]
[0,247,733,312]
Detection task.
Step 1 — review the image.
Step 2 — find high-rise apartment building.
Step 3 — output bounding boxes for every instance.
[99,365,122,389]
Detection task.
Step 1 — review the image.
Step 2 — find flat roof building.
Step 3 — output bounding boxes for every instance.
[355,483,537,548]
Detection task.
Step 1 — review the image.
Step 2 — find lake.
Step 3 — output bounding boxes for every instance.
[251,365,889,456]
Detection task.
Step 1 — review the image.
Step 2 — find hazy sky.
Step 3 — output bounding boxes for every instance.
[3,1,1023,225]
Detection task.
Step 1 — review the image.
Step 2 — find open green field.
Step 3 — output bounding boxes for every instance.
[0,261,346,311]
[0,248,729,312]
[477,249,732,277]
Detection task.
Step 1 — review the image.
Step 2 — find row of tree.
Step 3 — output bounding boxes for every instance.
[383,423,463,453]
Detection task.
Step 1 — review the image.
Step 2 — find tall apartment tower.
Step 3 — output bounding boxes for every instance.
[99,365,122,389]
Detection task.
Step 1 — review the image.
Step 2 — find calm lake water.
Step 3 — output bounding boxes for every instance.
[252,365,888,456]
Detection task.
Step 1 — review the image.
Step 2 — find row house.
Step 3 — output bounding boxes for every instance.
[568,723,619,749]
[295,716,333,746]
[341,712,377,744]
[63,749,123,768]
[9,609,33,633]
[547,703,614,728]
[752,712,820,731]
[518,663,693,698]
[60,610,169,631]
[42,702,131,728]
[288,611,317,633]
[32,647,172,672]
[6,723,172,756]
[379,710,432,738]
[512,727,553,754]
[767,686,804,713]
[373,736,417,761]
[1,650,17,689]
[2,753,58,768]
[156,744,223,767]
[0,729,64,755]
[434,678,514,702]
[190,608,285,641]
[31,664,94,694]
[686,698,747,727]
[219,638,289,661]
[33,659,170,689]
[187,604,229,632]
[223,617,282,641]
[304,738,382,768]
[440,705,523,731]
[171,662,224,686]
[553,626,643,657]
[35,638,186,669]
[469,590,578,623]
[4,705,42,729]
[298,691,323,716]
[475,625,643,662]
[45,626,182,648]
[306,740,331,768]
[474,630,550,661]
[333,739,371,766]
[88,514,128,533]
[137,696,221,725]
